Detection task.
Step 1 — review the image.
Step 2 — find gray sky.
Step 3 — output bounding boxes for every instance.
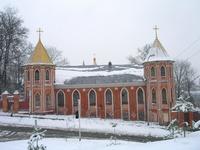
[1,0,200,73]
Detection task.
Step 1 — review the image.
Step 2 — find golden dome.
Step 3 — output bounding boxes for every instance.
[27,39,53,65]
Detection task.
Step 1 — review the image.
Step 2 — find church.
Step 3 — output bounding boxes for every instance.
[23,27,175,124]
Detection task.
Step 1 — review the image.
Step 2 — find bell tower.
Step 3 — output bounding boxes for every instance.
[144,26,175,124]
[24,28,55,113]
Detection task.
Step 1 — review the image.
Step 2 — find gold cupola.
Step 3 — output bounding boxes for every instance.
[26,28,53,65]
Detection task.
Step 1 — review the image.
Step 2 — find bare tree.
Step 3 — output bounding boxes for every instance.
[46,46,69,66]
[0,7,28,92]
[174,60,196,101]
[127,44,151,65]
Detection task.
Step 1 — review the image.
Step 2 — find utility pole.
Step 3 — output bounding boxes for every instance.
[78,99,81,141]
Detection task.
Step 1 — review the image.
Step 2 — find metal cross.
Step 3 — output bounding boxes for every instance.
[153,25,159,39]
[36,28,43,40]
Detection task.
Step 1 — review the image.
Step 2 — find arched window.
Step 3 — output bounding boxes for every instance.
[27,71,30,81]
[58,91,64,107]
[35,93,40,107]
[137,88,144,104]
[46,94,51,108]
[121,89,128,104]
[35,70,40,80]
[162,89,167,104]
[105,89,112,105]
[46,70,50,80]
[152,89,156,103]
[89,90,96,106]
[151,67,156,77]
[161,66,166,76]
[138,112,145,121]
[73,90,80,106]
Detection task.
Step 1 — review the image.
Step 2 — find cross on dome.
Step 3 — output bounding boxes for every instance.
[36,28,43,40]
[153,25,159,39]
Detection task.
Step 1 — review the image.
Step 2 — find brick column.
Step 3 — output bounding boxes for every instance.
[2,91,9,112]
[189,112,193,127]
[113,87,121,119]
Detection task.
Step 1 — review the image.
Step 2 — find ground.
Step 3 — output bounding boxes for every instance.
[0,112,169,138]
[0,112,199,150]
[0,131,200,150]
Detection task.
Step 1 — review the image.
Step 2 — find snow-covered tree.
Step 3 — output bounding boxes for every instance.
[27,122,47,150]
[167,119,179,138]
[194,120,200,129]
[171,91,196,112]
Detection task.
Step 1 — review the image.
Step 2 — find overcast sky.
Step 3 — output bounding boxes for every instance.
[0,0,200,73]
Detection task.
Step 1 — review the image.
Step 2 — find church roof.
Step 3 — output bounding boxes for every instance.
[144,27,173,63]
[26,39,53,65]
[55,64,144,86]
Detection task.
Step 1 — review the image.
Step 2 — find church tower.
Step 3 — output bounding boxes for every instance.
[24,29,55,113]
[144,26,175,124]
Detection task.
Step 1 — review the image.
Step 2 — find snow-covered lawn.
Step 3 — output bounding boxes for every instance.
[0,112,169,137]
[0,131,200,150]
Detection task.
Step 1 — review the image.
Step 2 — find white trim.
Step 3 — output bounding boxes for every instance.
[104,88,114,118]
[136,87,146,120]
[120,88,130,120]
[88,89,98,117]
[72,89,81,114]
[56,89,66,114]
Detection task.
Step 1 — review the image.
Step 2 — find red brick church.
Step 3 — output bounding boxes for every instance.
[23,28,175,124]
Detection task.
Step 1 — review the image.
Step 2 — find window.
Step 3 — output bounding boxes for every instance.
[121,89,128,105]
[137,88,144,104]
[105,89,112,105]
[73,90,80,106]
[138,112,144,121]
[89,90,96,106]
[35,93,40,107]
[27,71,30,81]
[162,89,167,104]
[46,70,50,80]
[151,67,156,77]
[46,94,51,108]
[152,89,156,103]
[161,66,166,76]
[58,91,64,107]
[35,70,40,80]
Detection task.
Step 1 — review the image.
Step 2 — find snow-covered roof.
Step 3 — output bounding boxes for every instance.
[2,91,10,95]
[144,38,174,63]
[13,90,19,95]
[55,64,144,85]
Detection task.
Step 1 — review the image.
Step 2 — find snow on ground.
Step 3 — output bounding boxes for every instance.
[0,131,200,150]
[0,112,169,137]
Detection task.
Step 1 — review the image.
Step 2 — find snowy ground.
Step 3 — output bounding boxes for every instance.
[0,131,200,150]
[0,112,169,138]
